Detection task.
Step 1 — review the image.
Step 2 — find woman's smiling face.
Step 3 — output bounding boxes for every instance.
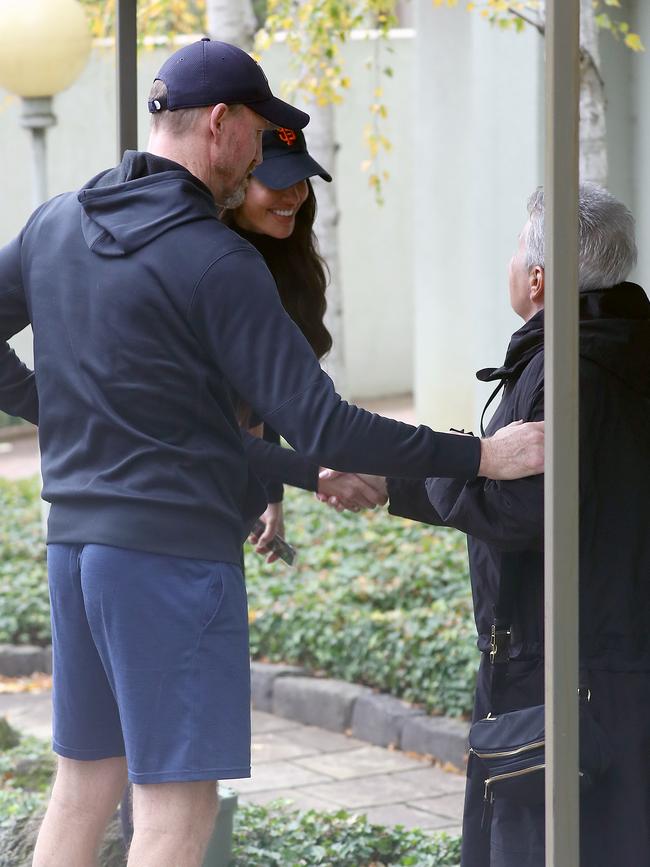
[234,176,309,239]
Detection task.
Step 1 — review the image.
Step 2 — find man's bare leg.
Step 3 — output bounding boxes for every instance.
[32,756,128,867]
[127,780,219,867]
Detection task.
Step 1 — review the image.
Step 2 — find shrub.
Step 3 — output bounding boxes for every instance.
[245,489,477,717]
[231,803,461,866]
[0,479,48,645]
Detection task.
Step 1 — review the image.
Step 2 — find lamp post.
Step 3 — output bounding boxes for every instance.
[0,0,92,208]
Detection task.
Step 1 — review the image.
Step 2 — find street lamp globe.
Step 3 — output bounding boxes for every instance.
[0,0,92,98]
[0,0,92,209]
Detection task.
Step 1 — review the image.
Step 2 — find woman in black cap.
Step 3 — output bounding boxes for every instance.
[223,127,333,362]
[222,129,386,559]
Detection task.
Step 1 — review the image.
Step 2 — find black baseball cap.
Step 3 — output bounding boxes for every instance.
[253,128,332,189]
[148,38,310,130]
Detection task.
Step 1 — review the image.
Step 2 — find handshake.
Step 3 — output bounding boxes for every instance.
[317,469,388,513]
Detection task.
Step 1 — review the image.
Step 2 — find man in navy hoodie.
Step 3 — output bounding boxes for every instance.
[0,40,543,867]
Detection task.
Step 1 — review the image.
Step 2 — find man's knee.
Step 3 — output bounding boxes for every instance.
[132,780,219,835]
[52,756,128,811]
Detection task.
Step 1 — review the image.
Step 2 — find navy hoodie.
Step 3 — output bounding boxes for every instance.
[0,151,480,562]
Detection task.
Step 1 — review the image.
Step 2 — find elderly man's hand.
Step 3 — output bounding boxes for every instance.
[478,420,545,479]
[317,469,388,512]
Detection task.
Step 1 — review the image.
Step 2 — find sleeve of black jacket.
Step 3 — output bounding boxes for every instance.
[387,477,446,525]
[424,387,544,551]
[188,248,481,480]
[241,425,320,501]
[0,235,39,425]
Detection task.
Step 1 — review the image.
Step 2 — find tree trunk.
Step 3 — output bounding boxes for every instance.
[579,0,608,186]
[304,102,348,396]
[523,0,608,187]
[206,0,257,49]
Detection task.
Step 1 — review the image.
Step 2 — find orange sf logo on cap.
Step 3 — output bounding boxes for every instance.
[277,128,297,146]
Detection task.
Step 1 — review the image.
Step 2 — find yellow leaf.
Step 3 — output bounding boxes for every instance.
[624,32,645,52]
[604,0,622,6]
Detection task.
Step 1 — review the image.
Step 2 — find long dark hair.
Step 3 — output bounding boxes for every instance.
[222,180,333,360]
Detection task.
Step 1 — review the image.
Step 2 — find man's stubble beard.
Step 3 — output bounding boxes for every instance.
[219,174,251,210]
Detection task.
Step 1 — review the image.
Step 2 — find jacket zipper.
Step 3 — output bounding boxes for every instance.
[484,762,546,798]
[470,739,545,760]
[479,762,546,829]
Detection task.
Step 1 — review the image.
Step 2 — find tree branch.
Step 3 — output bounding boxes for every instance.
[507,6,545,37]
[505,5,605,91]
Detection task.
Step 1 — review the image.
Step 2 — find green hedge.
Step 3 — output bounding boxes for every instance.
[0,479,49,646]
[231,804,461,866]
[246,489,477,717]
[0,413,25,430]
[0,478,478,716]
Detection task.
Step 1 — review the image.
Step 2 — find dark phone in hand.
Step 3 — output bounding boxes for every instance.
[251,519,297,566]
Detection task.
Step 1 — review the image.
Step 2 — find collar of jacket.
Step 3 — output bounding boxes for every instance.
[476,281,650,384]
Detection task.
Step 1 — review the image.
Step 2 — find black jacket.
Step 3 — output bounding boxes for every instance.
[388,284,650,866]
[0,151,480,562]
[388,283,650,671]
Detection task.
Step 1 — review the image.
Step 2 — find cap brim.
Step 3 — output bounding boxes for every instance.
[246,96,310,130]
[253,153,332,189]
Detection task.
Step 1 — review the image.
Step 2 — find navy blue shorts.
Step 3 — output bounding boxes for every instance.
[47,544,251,784]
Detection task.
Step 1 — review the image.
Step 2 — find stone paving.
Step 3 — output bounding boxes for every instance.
[0,691,465,834]
[0,428,40,479]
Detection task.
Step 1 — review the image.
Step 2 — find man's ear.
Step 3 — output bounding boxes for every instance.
[529,265,545,306]
[208,103,229,138]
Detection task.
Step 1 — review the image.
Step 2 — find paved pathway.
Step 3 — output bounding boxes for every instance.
[0,691,464,834]
[0,430,39,480]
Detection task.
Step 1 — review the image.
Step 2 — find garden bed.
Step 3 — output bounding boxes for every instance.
[0,478,478,717]
[0,722,461,867]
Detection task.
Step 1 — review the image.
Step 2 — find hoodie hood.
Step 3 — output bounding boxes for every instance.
[477,282,650,399]
[78,151,219,257]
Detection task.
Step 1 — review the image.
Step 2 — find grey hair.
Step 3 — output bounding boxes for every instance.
[525,183,638,290]
[148,80,208,135]
[148,80,244,136]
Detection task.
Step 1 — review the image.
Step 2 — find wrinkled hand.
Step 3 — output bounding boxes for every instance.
[249,502,285,564]
[479,420,545,480]
[317,469,388,513]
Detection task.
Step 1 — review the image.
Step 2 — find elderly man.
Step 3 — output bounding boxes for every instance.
[387,184,650,867]
[0,39,543,867]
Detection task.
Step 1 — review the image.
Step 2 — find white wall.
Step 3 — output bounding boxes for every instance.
[603,0,650,288]
[412,1,648,432]
[413,5,543,430]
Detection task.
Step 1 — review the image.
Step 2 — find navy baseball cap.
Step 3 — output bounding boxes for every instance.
[253,128,332,189]
[148,38,310,130]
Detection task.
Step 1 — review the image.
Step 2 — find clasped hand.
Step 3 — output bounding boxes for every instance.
[316,469,388,513]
